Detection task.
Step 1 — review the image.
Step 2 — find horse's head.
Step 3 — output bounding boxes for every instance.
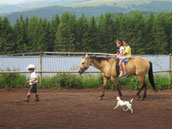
[79,54,91,74]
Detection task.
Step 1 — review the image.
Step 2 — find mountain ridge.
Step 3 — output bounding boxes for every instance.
[1,0,172,24]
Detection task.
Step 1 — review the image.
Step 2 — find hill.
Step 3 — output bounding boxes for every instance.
[0,0,88,14]
[2,0,172,24]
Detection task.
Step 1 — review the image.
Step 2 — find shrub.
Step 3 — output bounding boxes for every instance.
[0,74,26,89]
[0,73,171,90]
[82,75,101,88]
[58,74,83,89]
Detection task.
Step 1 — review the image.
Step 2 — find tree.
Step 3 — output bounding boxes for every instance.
[76,14,89,51]
[13,16,28,53]
[37,18,49,51]
[166,12,172,53]
[87,16,99,52]
[1,17,14,54]
[130,12,146,54]
[145,13,155,54]
[98,14,115,53]
[27,16,39,52]
[48,14,60,51]
[55,12,76,52]
[152,13,168,54]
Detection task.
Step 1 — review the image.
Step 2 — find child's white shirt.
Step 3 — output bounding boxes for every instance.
[119,46,125,59]
[29,72,38,85]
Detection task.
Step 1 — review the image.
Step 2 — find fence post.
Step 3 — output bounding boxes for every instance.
[169,53,172,85]
[40,54,42,84]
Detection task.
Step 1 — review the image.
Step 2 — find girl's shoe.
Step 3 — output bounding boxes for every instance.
[122,74,128,78]
[36,95,39,101]
[119,71,123,78]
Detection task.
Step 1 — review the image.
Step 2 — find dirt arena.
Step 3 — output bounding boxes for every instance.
[0,88,172,129]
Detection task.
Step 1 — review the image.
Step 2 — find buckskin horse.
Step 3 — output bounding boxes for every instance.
[79,54,156,100]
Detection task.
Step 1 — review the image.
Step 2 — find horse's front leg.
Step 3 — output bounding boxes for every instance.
[111,77,122,97]
[98,76,108,100]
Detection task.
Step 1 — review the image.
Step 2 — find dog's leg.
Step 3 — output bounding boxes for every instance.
[124,108,129,112]
[114,104,119,110]
[130,108,133,113]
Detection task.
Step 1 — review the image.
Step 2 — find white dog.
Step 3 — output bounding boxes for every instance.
[114,96,133,113]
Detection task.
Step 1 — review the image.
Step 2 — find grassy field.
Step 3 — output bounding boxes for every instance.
[0,73,171,90]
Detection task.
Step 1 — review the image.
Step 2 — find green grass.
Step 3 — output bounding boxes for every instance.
[0,73,171,90]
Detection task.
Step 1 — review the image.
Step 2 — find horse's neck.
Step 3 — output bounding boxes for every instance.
[90,58,105,71]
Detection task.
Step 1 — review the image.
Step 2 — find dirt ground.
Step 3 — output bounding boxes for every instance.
[0,88,172,129]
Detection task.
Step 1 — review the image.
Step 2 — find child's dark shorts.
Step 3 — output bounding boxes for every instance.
[29,84,37,93]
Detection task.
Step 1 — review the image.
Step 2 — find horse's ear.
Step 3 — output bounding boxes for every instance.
[85,54,89,58]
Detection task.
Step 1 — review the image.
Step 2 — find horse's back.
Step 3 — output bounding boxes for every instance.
[126,56,150,76]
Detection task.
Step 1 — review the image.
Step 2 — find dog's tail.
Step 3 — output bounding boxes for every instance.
[130,98,134,103]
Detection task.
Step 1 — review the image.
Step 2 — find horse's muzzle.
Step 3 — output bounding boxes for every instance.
[79,70,82,75]
[79,68,85,75]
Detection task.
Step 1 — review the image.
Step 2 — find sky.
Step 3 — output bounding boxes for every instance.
[0,0,26,4]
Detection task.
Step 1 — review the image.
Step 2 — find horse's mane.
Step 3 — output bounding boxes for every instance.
[89,56,115,63]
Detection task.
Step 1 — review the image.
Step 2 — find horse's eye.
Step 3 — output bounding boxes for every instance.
[82,62,85,64]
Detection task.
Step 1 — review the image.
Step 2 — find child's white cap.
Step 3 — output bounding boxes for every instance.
[26,64,36,70]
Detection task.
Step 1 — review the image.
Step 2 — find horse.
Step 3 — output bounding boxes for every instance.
[78,54,156,100]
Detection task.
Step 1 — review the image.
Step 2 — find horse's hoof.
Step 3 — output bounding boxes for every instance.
[140,97,145,101]
[134,96,140,100]
[98,97,103,100]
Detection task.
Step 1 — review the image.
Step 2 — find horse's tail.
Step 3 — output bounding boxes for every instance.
[148,61,156,90]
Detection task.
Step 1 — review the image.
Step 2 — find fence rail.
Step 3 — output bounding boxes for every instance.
[0,70,171,74]
[3,52,114,56]
[0,52,171,84]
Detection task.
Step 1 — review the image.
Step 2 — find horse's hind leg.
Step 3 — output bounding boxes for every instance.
[143,79,147,99]
[99,76,108,100]
[136,75,146,100]
[111,77,122,97]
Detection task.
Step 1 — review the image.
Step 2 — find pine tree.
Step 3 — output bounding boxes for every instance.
[37,18,48,51]
[13,16,28,53]
[145,13,155,54]
[48,14,60,51]
[55,12,76,52]
[27,16,39,52]
[76,14,89,51]
[0,17,3,54]
[98,14,106,52]
[87,16,99,52]
[130,12,146,54]
[98,14,114,53]
[152,13,168,54]
[1,17,14,54]
[166,12,172,54]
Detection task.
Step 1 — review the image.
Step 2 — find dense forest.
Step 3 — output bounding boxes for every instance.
[0,11,172,54]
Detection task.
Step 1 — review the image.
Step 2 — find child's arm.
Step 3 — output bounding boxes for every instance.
[124,49,128,55]
[26,78,37,83]
[118,49,124,57]
[29,78,38,83]
[114,52,119,57]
